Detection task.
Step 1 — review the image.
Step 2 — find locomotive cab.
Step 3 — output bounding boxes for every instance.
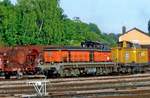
[117,41,141,48]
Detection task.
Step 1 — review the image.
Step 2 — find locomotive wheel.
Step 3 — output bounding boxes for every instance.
[102,67,109,75]
[108,67,113,74]
[117,67,122,74]
[127,67,132,73]
[58,68,66,77]
[131,67,137,74]
[106,67,111,75]
[71,68,80,77]
[4,72,11,79]
[0,71,4,76]
[64,69,71,77]
[59,68,72,77]
[79,68,86,76]
[96,67,112,75]
[35,67,43,75]
[96,67,102,75]
[44,68,59,78]
[140,67,145,73]
[131,66,140,73]
[121,67,126,74]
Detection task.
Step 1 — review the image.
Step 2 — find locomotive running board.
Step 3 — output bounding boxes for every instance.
[39,62,116,70]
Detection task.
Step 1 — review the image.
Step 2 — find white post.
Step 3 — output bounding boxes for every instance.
[26,79,49,96]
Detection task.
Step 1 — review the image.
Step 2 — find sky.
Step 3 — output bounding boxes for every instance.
[11,0,150,34]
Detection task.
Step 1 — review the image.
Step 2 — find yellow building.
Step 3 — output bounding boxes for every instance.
[119,28,150,45]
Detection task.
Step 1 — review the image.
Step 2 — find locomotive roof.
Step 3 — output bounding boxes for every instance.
[43,46,110,51]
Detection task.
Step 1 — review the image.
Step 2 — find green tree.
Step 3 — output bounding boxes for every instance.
[0,0,117,46]
[88,23,101,34]
[0,0,18,46]
[16,0,65,45]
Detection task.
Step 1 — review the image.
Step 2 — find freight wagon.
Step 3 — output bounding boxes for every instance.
[0,46,43,78]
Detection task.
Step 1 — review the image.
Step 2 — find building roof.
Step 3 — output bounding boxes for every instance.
[121,27,150,37]
[119,27,150,45]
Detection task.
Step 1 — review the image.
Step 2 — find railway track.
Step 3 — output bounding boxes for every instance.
[1,73,150,98]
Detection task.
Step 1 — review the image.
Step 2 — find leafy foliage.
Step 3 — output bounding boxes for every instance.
[0,0,117,46]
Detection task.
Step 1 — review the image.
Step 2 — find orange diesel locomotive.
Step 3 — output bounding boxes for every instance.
[42,45,112,77]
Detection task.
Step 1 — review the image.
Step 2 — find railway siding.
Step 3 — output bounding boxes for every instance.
[1,73,150,97]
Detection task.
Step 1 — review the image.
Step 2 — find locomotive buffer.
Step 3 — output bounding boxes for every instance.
[26,79,49,96]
